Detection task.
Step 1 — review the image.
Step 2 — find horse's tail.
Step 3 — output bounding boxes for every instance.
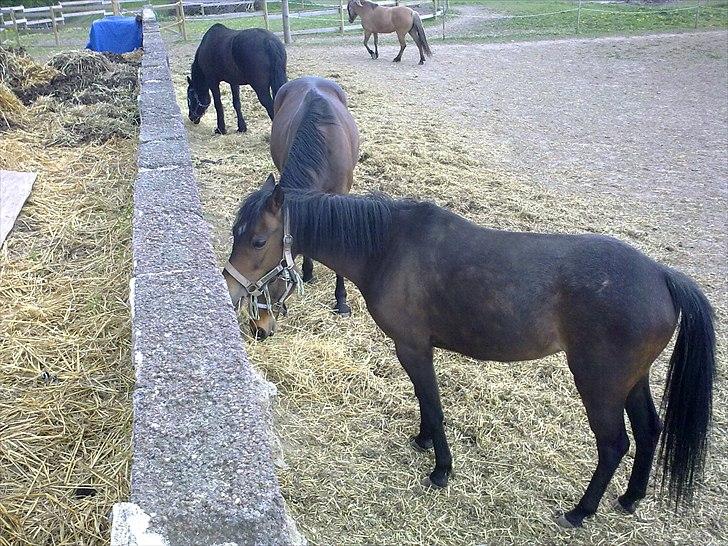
[411,12,432,57]
[658,268,715,509]
[267,37,288,99]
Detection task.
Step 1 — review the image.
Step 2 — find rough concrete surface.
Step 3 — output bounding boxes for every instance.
[111,9,303,545]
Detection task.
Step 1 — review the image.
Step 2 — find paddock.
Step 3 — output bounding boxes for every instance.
[168,30,727,545]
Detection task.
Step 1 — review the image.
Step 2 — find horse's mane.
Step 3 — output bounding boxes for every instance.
[280,91,337,190]
[235,189,397,257]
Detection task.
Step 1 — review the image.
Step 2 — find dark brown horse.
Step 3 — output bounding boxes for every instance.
[225,183,715,528]
[223,77,359,339]
[187,25,287,134]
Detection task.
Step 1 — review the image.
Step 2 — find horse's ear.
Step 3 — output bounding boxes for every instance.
[266,183,284,214]
[262,173,276,192]
[187,75,192,85]
[354,0,362,5]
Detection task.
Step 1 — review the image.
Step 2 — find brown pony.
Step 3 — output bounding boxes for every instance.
[223,77,359,339]
[226,184,715,529]
[348,0,432,64]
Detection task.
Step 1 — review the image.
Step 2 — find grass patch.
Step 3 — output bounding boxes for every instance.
[443,0,728,41]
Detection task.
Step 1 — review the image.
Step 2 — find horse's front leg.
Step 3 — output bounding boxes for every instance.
[363,30,376,59]
[393,31,407,62]
[210,82,226,134]
[396,341,451,488]
[334,274,351,317]
[373,32,379,59]
[302,256,314,283]
[230,84,247,133]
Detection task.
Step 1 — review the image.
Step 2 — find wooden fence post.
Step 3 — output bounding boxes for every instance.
[281,0,291,44]
[576,0,582,34]
[178,0,187,40]
[442,0,446,40]
[694,0,701,29]
[10,8,20,46]
[50,5,60,45]
[112,0,120,15]
[339,0,345,36]
[263,0,269,31]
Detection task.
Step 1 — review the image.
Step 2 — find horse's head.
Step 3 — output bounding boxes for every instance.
[186,75,210,125]
[224,175,299,341]
[347,0,362,23]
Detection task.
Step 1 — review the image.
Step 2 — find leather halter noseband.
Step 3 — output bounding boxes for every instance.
[224,208,303,320]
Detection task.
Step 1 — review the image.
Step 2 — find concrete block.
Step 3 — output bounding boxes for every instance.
[130,268,293,545]
[138,137,191,170]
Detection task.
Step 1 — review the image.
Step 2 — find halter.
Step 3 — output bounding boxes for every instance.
[224,207,304,320]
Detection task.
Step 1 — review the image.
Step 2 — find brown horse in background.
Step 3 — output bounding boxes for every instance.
[348,0,432,64]
[224,76,359,339]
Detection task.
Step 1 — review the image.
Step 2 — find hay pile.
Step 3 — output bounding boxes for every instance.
[172,46,726,546]
[0,48,137,544]
[0,46,139,142]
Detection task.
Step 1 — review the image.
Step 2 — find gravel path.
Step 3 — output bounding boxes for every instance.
[294,30,727,294]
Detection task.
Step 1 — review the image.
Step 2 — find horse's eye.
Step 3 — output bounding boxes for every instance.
[252,237,266,249]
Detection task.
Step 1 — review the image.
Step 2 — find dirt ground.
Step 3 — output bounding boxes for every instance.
[168,29,726,546]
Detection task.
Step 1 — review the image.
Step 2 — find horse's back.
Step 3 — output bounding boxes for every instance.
[271,77,358,181]
[196,25,283,86]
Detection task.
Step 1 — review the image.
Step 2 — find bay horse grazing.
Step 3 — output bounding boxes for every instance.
[186,25,287,134]
[226,184,715,528]
[347,0,432,64]
[223,77,359,339]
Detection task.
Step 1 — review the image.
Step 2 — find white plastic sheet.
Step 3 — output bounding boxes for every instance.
[0,169,37,246]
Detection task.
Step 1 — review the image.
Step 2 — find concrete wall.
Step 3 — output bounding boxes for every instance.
[111,10,302,545]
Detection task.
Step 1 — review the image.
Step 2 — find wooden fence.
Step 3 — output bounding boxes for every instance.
[0,0,442,46]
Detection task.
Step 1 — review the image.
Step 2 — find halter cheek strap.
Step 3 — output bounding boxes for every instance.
[224,207,303,320]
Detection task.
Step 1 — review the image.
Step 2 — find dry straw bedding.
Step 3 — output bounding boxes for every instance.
[172,45,726,546]
[0,48,137,545]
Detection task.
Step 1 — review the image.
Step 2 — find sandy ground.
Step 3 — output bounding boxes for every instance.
[168,29,727,545]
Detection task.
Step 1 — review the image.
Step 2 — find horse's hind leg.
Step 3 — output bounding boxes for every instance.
[558,358,630,528]
[230,84,247,133]
[617,377,662,514]
[393,31,407,62]
[373,33,379,59]
[396,341,452,488]
[408,27,426,65]
[334,274,351,317]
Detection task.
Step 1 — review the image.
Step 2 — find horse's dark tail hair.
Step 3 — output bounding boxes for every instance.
[658,268,715,509]
[267,37,288,99]
[411,13,432,57]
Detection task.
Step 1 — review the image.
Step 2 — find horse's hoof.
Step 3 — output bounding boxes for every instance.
[237,126,247,133]
[421,475,445,489]
[393,58,401,63]
[418,60,424,65]
[302,275,315,284]
[409,436,433,453]
[614,497,639,514]
[335,303,351,317]
[555,513,580,529]
[214,127,226,135]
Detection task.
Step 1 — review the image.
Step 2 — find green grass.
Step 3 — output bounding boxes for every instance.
[5,0,726,51]
[443,0,728,41]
